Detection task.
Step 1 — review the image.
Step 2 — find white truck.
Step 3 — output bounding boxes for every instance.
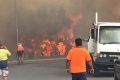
[88,13,120,76]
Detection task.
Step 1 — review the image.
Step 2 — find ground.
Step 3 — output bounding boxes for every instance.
[0,58,114,80]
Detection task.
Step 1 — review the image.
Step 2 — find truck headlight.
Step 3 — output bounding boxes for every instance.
[100,54,107,57]
[103,54,107,57]
[100,54,103,57]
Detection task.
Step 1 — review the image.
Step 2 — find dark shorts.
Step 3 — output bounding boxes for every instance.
[72,72,87,80]
[17,51,24,57]
[0,60,8,70]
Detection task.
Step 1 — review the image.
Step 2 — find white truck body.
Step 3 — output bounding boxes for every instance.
[88,22,120,54]
[88,13,120,75]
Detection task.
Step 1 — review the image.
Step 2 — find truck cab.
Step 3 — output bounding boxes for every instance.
[88,22,120,76]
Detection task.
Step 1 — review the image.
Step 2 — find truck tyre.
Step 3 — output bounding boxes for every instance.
[94,69,100,77]
[114,75,118,80]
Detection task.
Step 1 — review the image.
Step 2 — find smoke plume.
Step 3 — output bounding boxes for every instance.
[0,0,120,52]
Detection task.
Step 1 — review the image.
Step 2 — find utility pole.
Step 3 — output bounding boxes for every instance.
[15,0,19,44]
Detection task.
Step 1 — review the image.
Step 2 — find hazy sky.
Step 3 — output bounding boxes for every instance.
[0,0,120,51]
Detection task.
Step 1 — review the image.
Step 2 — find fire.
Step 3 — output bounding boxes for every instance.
[57,42,66,56]
[19,14,82,57]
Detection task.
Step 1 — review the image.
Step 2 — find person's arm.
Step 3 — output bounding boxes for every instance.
[87,60,94,74]
[66,49,72,73]
[6,50,11,57]
[66,59,71,73]
[85,49,94,74]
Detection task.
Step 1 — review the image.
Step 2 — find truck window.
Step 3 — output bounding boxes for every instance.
[99,26,120,44]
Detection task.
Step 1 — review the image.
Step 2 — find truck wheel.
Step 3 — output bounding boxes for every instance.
[114,75,118,80]
[94,70,100,77]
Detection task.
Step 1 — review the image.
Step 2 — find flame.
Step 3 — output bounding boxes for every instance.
[19,13,82,57]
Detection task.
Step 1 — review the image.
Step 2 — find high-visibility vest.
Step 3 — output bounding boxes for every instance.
[17,44,24,51]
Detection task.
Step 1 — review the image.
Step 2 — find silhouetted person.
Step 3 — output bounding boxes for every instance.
[17,43,25,64]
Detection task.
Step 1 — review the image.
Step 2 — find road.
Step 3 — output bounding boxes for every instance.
[0,58,114,80]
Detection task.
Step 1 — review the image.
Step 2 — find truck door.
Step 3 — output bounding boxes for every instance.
[88,29,95,54]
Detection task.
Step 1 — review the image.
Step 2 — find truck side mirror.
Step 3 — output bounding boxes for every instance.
[91,29,95,39]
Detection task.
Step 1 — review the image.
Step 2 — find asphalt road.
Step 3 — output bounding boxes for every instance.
[0,58,114,80]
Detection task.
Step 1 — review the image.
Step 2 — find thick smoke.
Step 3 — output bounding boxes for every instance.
[0,0,120,52]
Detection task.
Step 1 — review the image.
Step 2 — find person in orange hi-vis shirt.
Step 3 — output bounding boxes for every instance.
[17,43,25,64]
[66,38,94,80]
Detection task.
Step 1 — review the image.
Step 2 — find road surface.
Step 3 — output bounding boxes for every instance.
[0,58,114,80]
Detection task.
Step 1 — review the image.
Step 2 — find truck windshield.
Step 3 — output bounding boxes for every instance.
[99,26,120,44]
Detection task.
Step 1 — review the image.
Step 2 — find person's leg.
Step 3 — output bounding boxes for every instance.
[79,72,87,80]
[20,56,24,64]
[3,76,8,80]
[2,68,9,80]
[18,52,24,64]
[0,69,2,75]
[0,61,9,80]
[17,52,21,64]
[20,53,24,64]
[18,57,21,64]
[0,69,8,80]
[72,73,87,80]
[72,73,79,80]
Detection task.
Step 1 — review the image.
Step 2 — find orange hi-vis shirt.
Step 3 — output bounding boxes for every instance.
[67,47,91,73]
[17,44,24,51]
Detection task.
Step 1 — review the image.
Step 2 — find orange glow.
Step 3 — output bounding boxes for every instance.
[19,14,82,57]
[57,42,66,56]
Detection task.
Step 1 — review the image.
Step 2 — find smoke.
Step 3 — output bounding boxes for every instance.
[0,0,120,51]
[17,0,70,39]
